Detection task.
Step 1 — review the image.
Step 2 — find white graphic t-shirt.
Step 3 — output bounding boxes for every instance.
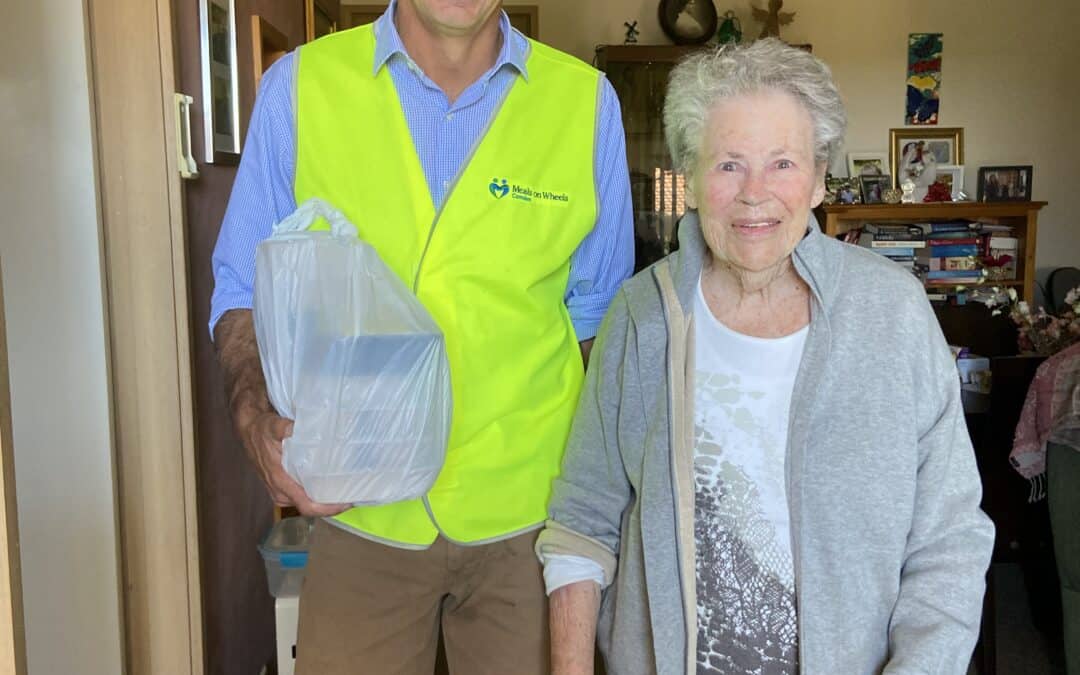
[693,276,807,674]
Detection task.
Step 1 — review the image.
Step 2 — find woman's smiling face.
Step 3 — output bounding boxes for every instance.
[687,88,826,276]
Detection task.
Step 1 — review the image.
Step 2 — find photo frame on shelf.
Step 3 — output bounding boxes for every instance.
[889,127,964,189]
[933,164,965,201]
[199,0,240,164]
[847,151,889,178]
[826,176,862,204]
[859,174,891,204]
[977,165,1033,202]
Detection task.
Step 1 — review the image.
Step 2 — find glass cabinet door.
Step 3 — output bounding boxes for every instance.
[600,46,700,271]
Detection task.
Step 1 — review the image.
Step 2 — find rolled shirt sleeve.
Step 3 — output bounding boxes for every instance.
[543,553,606,595]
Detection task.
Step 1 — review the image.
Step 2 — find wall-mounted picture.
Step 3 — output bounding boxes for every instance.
[826,176,862,205]
[933,165,965,201]
[200,0,240,164]
[889,127,963,190]
[977,165,1033,202]
[847,151,889,178]
[906,33,943,125]
[859,175,891,204]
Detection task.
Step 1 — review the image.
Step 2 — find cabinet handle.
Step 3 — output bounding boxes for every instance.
[173,93,199,179]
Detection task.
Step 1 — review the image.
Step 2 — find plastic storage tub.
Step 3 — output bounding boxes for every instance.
[259,516,315,598]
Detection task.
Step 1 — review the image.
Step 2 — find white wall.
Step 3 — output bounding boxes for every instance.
[345,0,1080,282]
[0,1,124,673]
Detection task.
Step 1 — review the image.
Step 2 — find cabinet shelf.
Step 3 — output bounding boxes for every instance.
[819,201,1045,304]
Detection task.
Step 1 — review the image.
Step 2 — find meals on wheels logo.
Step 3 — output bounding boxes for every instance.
[488,177,570,204]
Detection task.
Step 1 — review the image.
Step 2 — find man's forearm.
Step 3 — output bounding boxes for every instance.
[550,580,601,675]
[214,309,273,428]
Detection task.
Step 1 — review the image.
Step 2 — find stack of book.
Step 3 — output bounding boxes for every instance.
[839,218,1021,304]
[856,223,926,276]
[918,221,984,286]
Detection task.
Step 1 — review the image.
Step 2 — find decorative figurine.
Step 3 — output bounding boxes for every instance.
[923,180,953,203]
[624,20,640,44]
[751,0,795,39]
[900,178,917,203]
[716,10,742,45]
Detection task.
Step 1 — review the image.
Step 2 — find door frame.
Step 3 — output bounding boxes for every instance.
[85,0,204,672]
[0,264,27,675]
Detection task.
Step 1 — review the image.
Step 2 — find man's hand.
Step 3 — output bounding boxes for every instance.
[216,309,349,517]
[239,409,348,517]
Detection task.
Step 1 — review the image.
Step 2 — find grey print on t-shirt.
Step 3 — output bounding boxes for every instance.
[694,371,798,675]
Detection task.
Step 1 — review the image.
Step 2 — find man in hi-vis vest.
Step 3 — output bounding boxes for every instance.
[210,0,633,672]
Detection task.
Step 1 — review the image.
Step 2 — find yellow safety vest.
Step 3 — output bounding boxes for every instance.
[294,24,599,546]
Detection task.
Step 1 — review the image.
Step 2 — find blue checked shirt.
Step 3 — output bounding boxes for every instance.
[210,1,634,340]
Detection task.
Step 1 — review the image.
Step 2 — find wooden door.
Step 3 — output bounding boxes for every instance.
[172,2,319,673]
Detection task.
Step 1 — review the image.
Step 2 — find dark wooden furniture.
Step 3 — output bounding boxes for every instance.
[595,45,707,271]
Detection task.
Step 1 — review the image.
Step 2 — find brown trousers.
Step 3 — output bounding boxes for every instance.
[294,519,550,675]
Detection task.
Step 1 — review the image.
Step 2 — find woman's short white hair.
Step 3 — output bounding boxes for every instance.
[663,38,847,176]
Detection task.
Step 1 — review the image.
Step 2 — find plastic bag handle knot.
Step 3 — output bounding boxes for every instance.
[273,198,358,239]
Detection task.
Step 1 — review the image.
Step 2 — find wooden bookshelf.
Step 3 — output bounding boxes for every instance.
[819,201,1046,303]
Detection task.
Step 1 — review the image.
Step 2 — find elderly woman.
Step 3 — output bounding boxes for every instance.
[537,39,993,675]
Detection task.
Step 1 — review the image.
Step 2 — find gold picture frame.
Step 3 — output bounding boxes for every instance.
[889,127,964,189]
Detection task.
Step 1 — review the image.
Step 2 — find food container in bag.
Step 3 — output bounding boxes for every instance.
[258,516,315,598]
[253,198,452,506]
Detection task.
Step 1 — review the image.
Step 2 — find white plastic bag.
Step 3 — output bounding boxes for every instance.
[253,198,451,506]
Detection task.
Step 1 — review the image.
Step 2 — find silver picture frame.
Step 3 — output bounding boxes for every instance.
[200,0,241,164]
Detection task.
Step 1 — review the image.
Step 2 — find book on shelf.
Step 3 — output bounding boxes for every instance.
[929,243,980,257]
[926,278,984,286]
[925,230,980,241]
[973,221,1015,233]
[929,256,979,272]
[862,222,925,235]
[877,248,917,258]
[873,239,926,249]
[858,232,926,249]
[927,269,982,280]
[868,232,926,241]
[920,221,976,234]
[926,237,979,246]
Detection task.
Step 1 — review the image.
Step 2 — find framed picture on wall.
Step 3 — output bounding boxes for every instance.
[340,4,539,38]
[977,165,1033,202]
[889,127,964,189]
[199,0,240,164]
